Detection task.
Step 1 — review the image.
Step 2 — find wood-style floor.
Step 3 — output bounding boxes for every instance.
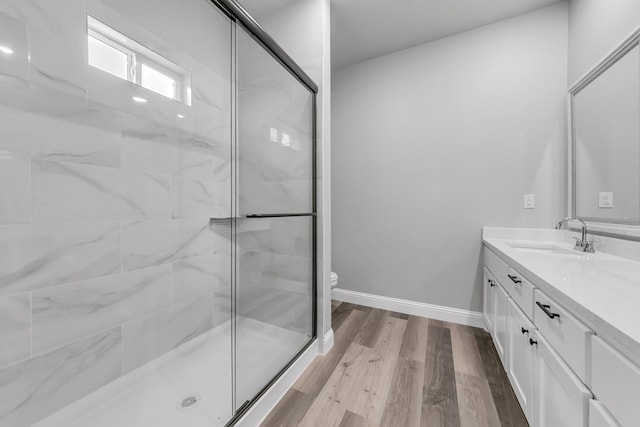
[261,301,528,427]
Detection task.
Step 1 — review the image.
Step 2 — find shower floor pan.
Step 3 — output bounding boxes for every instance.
[35,317,309,427]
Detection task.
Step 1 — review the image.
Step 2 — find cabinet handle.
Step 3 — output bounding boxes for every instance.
[507,274,522,284]
[521,327,529,335]
[536,301,560,319]
[529,338,538,346]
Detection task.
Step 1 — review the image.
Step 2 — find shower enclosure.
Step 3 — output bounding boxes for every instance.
[0,0,317,426]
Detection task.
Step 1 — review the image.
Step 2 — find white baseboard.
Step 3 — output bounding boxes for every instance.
[331,288,484,328]
[235,339,319,427]
[321,328,334,354]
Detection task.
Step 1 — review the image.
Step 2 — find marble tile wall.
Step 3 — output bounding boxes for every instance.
[0,293,30,367]
[237,217,313,335]
[0,0,233,426]
[237,27,314,216]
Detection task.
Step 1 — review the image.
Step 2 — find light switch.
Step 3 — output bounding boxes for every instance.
[599,192,613,208]
[524,194,535,209]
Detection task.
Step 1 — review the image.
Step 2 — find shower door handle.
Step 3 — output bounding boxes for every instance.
[209,216,242,222]
[245,213,316,218]
[210,213,316,224]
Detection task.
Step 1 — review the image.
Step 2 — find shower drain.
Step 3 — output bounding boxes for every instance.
[177,394,201,411]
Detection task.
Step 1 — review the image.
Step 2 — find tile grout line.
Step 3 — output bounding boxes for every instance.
[120,325,124,376]
[170,261,175,305]
[29,291,33,358]
[31,324,124,360]
[0,216,214,228]
[120,222,123,273]
[28,157,33,224]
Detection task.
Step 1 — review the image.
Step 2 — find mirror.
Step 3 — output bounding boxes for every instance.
[571,42,640,224]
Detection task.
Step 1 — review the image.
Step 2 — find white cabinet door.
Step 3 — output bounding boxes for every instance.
[483,267,496,334]
[591,336,640,427]
[532,331,591,427]
[507,298,534,424]
[494,283,509,365]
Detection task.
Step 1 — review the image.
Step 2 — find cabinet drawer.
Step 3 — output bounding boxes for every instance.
[592,336,640,427]
[484,247,508,285]
[533,290,593,385]
[589,400,621,427]
[504,267,535,319]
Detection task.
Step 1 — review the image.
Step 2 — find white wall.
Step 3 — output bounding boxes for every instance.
[568,0,640,85]
[332,3,568,313]
[241,0,333,342]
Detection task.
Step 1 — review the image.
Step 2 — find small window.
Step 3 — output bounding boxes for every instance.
[141,63,176,99]
[88,35,128,80]
[87,16,191,105]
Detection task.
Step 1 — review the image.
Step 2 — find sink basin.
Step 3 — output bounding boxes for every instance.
[506,242,581,256]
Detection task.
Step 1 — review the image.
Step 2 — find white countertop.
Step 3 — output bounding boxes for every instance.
[483,227,640,366]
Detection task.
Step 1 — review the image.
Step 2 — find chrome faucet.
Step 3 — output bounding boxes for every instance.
[554,217,595,253]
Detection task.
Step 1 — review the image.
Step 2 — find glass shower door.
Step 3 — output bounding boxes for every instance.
[234,25,316,409]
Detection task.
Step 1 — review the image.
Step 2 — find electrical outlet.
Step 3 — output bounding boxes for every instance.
[599,192,613,208]
[524,194,535,209]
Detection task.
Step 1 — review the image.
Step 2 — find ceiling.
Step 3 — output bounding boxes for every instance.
[237,0,565,70]
[331,0,564,69]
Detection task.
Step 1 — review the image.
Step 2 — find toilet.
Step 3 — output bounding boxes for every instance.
[330,271,338,289]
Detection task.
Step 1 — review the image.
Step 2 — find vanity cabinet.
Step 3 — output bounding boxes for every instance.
[504,267,535,319]
[483,267,496,334]
[506,298,535,423]
[534,289,593,385]
[494,282,509,364]
[483,248,510,364]
[591,336,640,427]
[484,264,508,364]
[484,246,594,427]
[484,247,509,285]
[531,330,591,427]
[589,401,621,427]
[483,233,640,427]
